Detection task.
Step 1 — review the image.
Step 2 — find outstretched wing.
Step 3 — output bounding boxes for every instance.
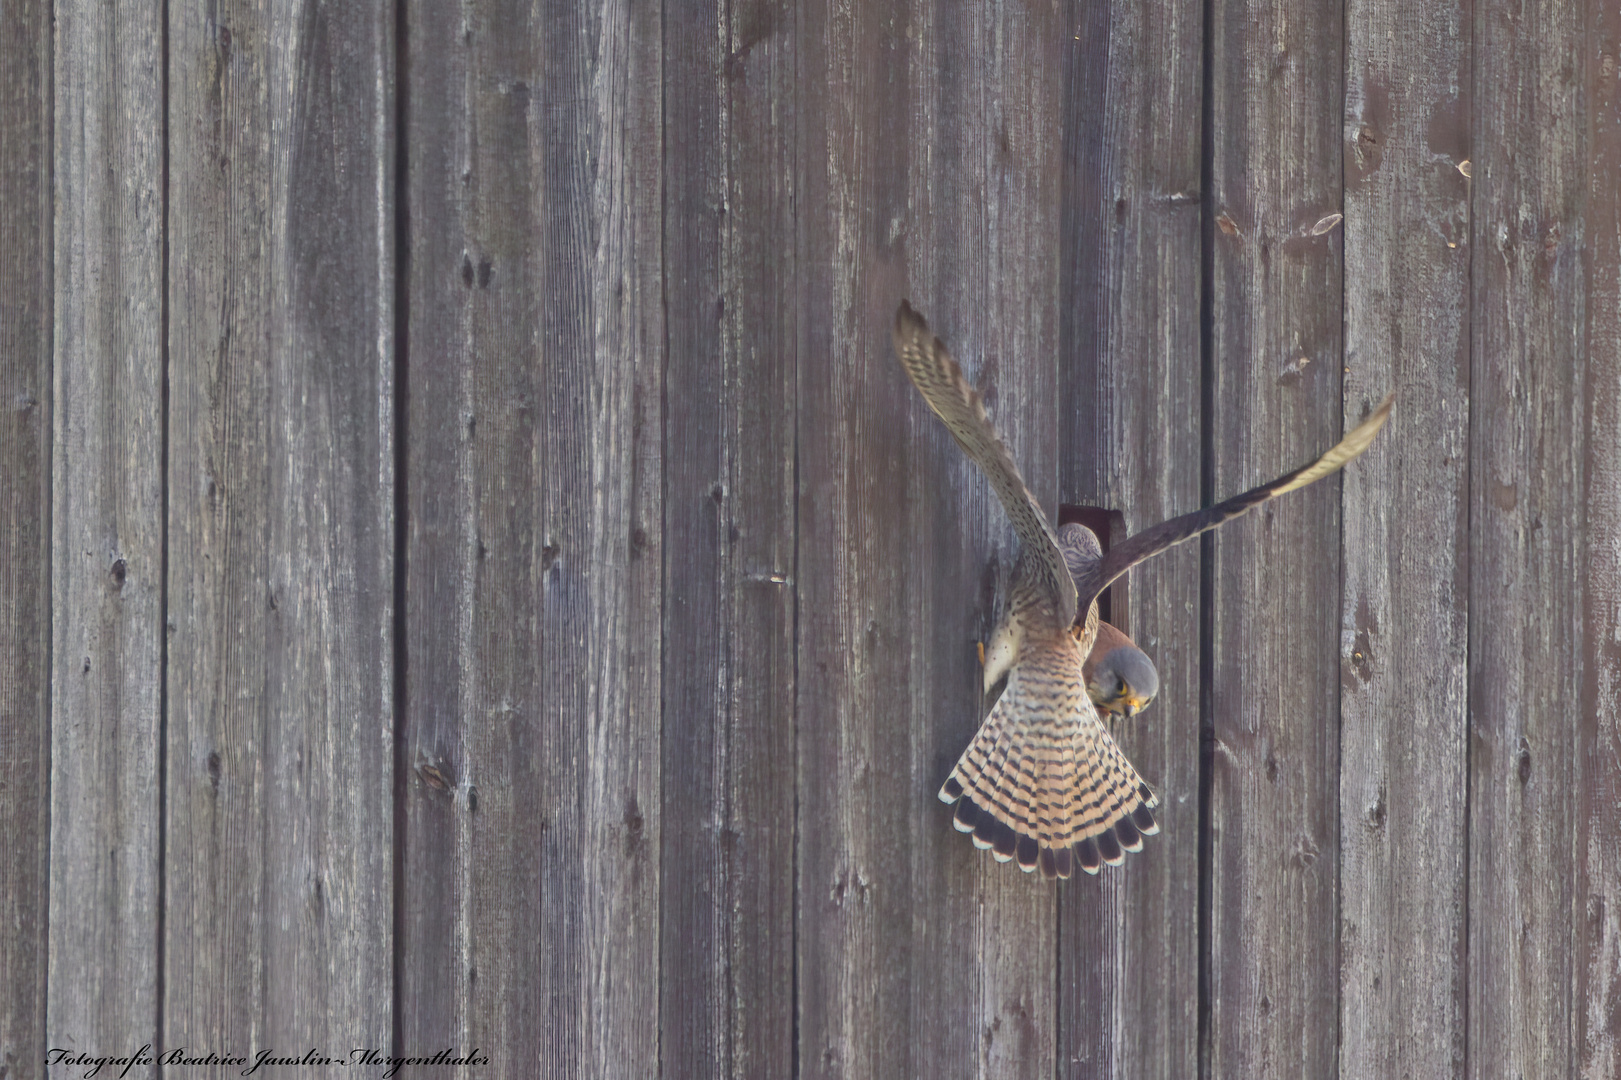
[938,636,1160,879]
[893,300,1077,627]
[1072,393,1396,606]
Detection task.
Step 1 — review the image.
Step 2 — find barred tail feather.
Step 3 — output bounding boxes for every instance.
[939,681,1160,880]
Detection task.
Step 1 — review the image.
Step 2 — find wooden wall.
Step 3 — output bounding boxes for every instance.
[3,0,1618,1076]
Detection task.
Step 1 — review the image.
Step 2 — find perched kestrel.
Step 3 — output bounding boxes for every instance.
[893,300,1393,879]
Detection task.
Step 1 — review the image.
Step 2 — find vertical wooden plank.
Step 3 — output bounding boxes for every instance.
[660,0,796,1076]
[163,0,271,1048]
[1578,0,1621,1071]
[49,0,164,1063]
[796,0,1065,1075]
[897,7,984,1072]
[163,0,396,1061]
[1337,0,1471,1075]
[1204,0,1345,1072]
[1467,0,1586,1070]
[793,3,920,1072]
[1056,0,1203,1071]
[396,0,471,1056]
[0,0,51,1074]
[555,4,665,1056]
[399,0,663,1074]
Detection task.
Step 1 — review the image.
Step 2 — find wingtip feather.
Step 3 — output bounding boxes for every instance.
[1053,847,1074,880]
[1115,816,1144,853]
[1096,829,1125,866]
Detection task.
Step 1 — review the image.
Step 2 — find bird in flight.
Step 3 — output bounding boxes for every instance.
[892,300,1393,879]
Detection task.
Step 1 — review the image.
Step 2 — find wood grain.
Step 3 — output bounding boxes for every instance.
[1204,0,1347,1071]
[1337,1,1472,1076]
[1577,0,1621,1071]
[792,4,924,1074]
[0,0,51,1075]
[1466,0,1595,1072]
[162,0,397,1064]
[1055,0,1203,1073]
[399,0,663,1075]
[660,0,797,1076]
[1466,0,1587,1073]
[49,0,164,1063]
[396,0,476,1056]
[19,4,1621,1074]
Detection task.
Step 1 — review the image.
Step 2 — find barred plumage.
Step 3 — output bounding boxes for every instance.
[938,632,1160,877]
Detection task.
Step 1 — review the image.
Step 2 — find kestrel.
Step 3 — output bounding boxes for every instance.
[893,300,1393,879]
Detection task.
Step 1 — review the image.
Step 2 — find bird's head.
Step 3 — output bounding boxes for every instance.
[1089,646,1160,718]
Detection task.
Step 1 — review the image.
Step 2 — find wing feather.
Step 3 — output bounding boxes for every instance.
[1074,393,1395,606]
[893,301,1077,628]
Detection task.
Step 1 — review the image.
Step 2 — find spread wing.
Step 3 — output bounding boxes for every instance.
[893,300,1077,627]
[1071,393,1395,606]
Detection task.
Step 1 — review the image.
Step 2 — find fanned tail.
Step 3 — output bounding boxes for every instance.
[938,660,1160,880]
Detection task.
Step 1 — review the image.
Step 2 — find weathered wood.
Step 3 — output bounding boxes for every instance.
[0,0,51,1075]
[1055,0,1203,1073]
[22,4,1621,1073]
[49,0,164,1065]
[162,0,396,1064]
[395,0,472,1054]
[792,5,924,1073]
[1577,0,1621,1070]
[1204,0,1346,1072]
[395,0,472,1057]
[660,0,796,1076]
[1337,2,1471,1075]
[1467,0,1588,1074]
[400,0,663,1074]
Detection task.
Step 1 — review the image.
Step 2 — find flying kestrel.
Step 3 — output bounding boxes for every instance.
[892,300,1393,879]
